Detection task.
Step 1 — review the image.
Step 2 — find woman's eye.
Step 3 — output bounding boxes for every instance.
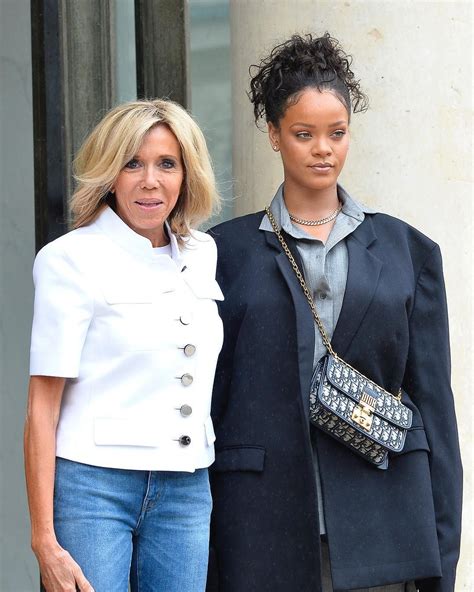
[332,130,346,139]
[296,132,311,139]
[124,158,140,169]
[161,159,176,169]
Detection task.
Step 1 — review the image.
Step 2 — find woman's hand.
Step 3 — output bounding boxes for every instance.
[35,538,94,591]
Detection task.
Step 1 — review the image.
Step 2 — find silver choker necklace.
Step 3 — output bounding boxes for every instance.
[288,202,343,226]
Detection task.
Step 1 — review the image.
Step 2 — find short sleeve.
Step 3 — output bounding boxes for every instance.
[30,242,94,377]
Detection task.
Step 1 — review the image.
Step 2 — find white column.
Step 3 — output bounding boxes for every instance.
[230,0,472,587]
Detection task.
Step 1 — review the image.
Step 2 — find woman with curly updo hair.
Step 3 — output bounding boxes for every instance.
[207,33,462,592]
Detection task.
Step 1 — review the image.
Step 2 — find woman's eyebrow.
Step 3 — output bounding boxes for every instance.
[290,120,348,128]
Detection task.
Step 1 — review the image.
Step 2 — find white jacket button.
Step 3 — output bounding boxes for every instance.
[179,373,193,386]
[178,404,193,417]
[183,344,196,357]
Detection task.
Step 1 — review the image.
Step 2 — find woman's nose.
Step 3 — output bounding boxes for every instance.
[311,137,332,156]
[141,166,159,188]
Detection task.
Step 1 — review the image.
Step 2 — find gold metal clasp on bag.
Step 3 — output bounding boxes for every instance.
[351,392,377,431]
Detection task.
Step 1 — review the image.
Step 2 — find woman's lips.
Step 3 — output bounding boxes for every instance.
[309,164,333,173]
[135,200,163,209]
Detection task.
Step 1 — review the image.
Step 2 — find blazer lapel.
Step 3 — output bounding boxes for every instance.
[263,214,383,414]
[264,230,315,417]
[332,216,383,358]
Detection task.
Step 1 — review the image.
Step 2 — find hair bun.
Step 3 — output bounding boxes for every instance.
[248,32,368,126]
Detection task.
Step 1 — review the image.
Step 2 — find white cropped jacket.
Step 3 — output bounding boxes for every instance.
[30,206,224,471]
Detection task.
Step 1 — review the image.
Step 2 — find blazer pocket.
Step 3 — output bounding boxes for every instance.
[182,273,224,301]
[94,417,160,447]
[100,262,177,302]
[392,426,430,456]
[99,283,161,351]
[100,273,154,304]
[212,445,266,472]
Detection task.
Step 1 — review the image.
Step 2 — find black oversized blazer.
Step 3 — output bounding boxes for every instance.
[206,209,462,592]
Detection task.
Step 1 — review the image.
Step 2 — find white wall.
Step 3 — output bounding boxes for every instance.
[230,0,472,587]
[0,0,37,589]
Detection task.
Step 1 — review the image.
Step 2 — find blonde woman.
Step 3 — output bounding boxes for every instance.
[24,99,223,592]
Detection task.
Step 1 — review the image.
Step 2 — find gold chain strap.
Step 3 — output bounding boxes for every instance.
[264,206,402,400]
[265,206,337,357]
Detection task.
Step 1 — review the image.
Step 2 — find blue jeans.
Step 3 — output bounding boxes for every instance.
[50,457,211,592]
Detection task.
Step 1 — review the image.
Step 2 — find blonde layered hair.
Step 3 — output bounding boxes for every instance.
[70,99,220,240]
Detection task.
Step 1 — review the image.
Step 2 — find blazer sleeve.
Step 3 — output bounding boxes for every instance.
[403,244,463,592]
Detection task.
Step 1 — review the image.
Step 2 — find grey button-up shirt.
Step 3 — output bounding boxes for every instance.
[260,184,375,533]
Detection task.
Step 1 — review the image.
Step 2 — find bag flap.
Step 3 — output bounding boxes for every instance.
[324,356,413,429]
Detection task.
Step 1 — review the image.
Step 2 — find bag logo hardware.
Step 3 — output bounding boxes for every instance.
[351,391,377,431]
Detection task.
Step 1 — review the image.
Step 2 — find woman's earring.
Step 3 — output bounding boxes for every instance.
[273,145,279,151]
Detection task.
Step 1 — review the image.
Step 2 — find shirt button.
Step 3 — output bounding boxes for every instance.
[319,292,327,300]
[178,404,193,417]
[180,373,193,386]
[183,344,196,357]
[179,435,191,446]
[179,314,192,325]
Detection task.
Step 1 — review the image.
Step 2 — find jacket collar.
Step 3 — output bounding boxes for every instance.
[93,205,183,266]
[261,203,382,410]
[262,203,378,253]
[273,235,315,417]
[259,183,375,236]
[331,220,382,357]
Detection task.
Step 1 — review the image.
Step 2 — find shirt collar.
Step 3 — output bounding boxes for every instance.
[259,183,376,235]
[93,205,183,266]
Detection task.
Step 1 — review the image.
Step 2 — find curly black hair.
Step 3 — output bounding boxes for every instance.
[248,32,368,127]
